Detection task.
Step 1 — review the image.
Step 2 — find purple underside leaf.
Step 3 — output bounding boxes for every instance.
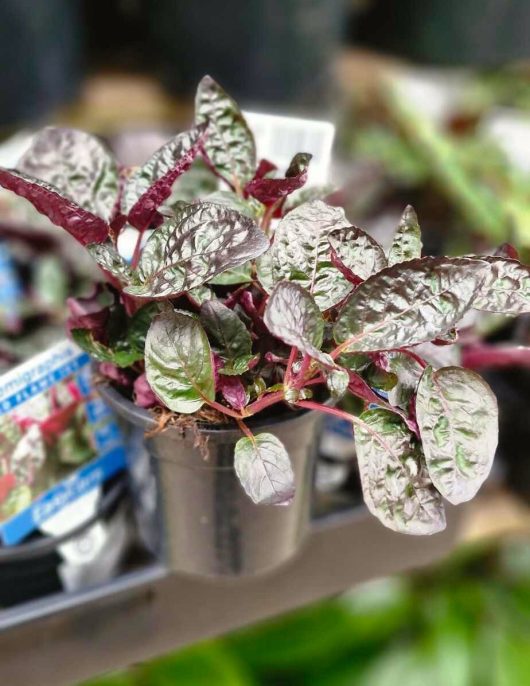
[245,153,312,206]
[127,124,207,232]
[219,375,248,410]
[0,168,109,245]
[134,373,158,408]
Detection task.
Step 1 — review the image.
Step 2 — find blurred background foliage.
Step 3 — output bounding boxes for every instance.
[83,537,530,686]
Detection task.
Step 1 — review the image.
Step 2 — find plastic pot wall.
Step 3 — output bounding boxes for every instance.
[98,384,325,578]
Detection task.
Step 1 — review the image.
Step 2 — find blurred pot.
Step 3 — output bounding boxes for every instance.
[149,0,347,108]
[98,384,324,578]
[0,0,82,127]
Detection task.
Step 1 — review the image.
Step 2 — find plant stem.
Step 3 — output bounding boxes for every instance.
[244,390,285,417]
[204,398,243,420]
[284,346,298,385]
[295,399,357,425]
[130,230,143,270]
[236,418,254,441]
[293,353,313,388]
[462,344,530,370]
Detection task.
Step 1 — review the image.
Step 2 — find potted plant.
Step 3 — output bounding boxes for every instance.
[0,76,528,577]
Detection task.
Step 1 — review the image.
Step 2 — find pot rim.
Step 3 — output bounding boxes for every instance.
[97,382,322,438]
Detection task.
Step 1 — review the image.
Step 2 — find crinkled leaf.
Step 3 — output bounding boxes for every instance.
[219,376,248,410]
[354,408,446,535]
[334,257,487,352]
[257,200,352,310]
[87,243,133,283]
[209,264,253,285]
[145,309,215,414]
[200,299,253,375]
[245,153,311,205]
[416,366,498,504]
[365,364,398,391]
[0,168,109,245]
[387,205,422,266]
[284,184,335,212]
[234,433,294,505]
[17,127,119,221]
[325,368,349,399]
[195,75,256,186]
[71,329,142,368]
[205,190,263,220]
[263,281,334,367]
[328,226,387,281]
[123,126,206,231]
[472,256,530,314]
[386,352,424,409]
[187,284,215,306]
[125,203,268,298]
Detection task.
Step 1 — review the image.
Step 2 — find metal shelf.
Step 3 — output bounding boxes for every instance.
[0,504,460,686]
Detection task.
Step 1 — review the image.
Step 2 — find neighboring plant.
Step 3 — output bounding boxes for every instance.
[1,77,530,535]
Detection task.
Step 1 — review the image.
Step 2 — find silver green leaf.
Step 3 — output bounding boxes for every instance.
[121,126,205,216]
[145,309,215,414]
[234,433,295,505]
[125,203,269,298]
[18,127,118,221]
[325,368,349,399]
[415,366,498,505]
[200,300,253,375]
[209,264,253,286]
[257,200,352,310]
[204,190,263,220]
[387,205,422,266]
[334,257,487,352]
[87,243,133,283]
[195,75,256,186]
[386,352,424,409]
[328,226,387,280]
[354,408,446,535]
[472,256,530,314]
[187,285,215,306]
[263,281,334,367]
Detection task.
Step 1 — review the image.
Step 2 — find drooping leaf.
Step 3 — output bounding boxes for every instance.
[17,127,119,221]
[415,365,498,504]
[195,75,256,186]
[234,433,295,505]
[218,376,249,410]
[328,226,387,282]
[334,257,487,352]
[257,200,352,310]
[354,408,446,534]
[325,368,349,399]
[87,243,133,283]
[387,205,422,266]
[145,309,215,414]
[200,299,254,375]
[245,152,312,205]
[263,281,334,367]
[122,125,207,231]
[0,168,109,245]
[472,256,530,314]
[124,203,269,298]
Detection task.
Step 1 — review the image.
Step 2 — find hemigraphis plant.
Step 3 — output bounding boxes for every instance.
[1,76,530,535]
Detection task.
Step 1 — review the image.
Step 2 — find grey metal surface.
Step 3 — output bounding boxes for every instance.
[0,504,460,686]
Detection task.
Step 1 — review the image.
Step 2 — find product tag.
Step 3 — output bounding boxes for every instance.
[244,111,335,185]
[0,339,127,545]
[0,242,23,333]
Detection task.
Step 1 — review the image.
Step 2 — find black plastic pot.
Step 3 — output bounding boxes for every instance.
[0,477,125,608]
[98,384,325,578]
[0,0,82,127]
[351,0,530,68]
[149,0,347,107]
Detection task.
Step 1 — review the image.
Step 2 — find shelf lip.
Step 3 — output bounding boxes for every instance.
[0,504,461,686]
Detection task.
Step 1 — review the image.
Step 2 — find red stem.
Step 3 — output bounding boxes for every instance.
[295,400,357,425]
[130,230,143,270]
[284,346,298,386]
[462,344,530,370]
[243,390,285,417]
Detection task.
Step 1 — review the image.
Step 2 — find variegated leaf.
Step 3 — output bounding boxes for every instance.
[387,205,422,266]
[354,408,446,534]
[416,366,498,504]
[328,226,387,281]
[234,433,294,505]
[472,256,530,314]
[334,257,487,352]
